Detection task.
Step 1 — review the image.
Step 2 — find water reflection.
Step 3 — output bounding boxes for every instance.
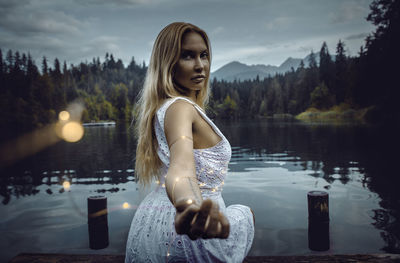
[0,123,136,205]
[220,120,377,185]
[217,119,400,253]
[1,120,399,253]
[360,125,400,254]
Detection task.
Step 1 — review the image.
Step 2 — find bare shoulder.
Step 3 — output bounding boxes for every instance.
[165,99,197,124]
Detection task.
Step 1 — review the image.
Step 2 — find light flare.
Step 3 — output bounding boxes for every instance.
[59,111,70,121]
[61,121,84,142]
[123,202,131,209]
[0,101,85,167]
[63,181,71,190]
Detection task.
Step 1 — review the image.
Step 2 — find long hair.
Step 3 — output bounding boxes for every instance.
[135,22,211,186]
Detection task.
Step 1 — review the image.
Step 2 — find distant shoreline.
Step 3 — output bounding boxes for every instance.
[82,121,116,127]
[295,104,377,123]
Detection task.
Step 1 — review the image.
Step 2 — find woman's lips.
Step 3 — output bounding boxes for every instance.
[191,76,205,83]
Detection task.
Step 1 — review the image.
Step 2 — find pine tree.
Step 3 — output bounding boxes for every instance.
[319,42,335,94]
[6,50,13,73]
[42,56,48,75]
[362,0,400,120]
[0,49,4,90]
[299,60,304,69]
[52,58,62,80]
[335,40,347,103]
[304,50,320,108]
[308,50,317,68]
[13,51,21,73]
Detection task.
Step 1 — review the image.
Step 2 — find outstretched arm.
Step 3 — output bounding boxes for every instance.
[164,100,202,205]
[164,100,229,239]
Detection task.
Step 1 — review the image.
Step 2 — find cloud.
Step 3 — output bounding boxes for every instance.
[345,32,369,40]
[298,46,314,53]
[264,17,293,31]
[329,1,369,24]
[214,46,269,61]
[0,31,75,66]
[211,26,224,36]
[83,36,121,54]
[1,12,84,36]
[147,40,155,48]
[0,1,85,36]
[0,32,66,51]
[73,0,166,7]
[0,0,31,10]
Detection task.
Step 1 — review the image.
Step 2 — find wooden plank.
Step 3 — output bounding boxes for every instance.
[9,253,124,263]
[243,254,400,263]
[9,253,400,263]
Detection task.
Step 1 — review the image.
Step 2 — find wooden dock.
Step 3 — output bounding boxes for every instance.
[9,253,400,262]
[82,121,116,127]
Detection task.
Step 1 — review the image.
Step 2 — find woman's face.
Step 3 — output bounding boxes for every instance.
[173,31,210,96]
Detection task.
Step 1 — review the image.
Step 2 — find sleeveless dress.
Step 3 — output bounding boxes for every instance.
[125,97,254,262]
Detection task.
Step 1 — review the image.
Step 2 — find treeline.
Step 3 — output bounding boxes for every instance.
[0,0,398,140]
[0,51,146,140]
[209,40,358,119]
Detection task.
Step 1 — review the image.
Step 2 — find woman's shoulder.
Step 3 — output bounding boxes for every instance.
[156,96,196,121]
[158,96,195,113]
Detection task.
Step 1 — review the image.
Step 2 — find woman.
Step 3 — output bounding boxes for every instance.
[125,22,254,262]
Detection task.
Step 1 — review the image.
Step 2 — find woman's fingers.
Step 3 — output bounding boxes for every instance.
[190,199,212,238]
[203,201,220,238]
[175,204,200,235]
[175,199,231,240]
[218,212,230,239]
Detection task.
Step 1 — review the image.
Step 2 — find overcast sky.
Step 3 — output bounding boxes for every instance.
[0,0,376,72]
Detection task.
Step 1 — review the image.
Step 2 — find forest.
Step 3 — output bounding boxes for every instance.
[0,0,398,141]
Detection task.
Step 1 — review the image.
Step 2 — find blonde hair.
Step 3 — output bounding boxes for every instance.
[135,22,211,186]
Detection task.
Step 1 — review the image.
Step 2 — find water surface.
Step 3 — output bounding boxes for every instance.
[1,120,399,262]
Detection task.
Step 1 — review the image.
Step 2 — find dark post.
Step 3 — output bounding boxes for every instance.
[87,196,109,249]
[307,190,329,251]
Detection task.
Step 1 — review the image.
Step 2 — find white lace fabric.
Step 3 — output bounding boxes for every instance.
[125,97,254,262]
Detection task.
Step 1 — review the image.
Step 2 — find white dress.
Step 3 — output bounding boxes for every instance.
[125,97,254,262]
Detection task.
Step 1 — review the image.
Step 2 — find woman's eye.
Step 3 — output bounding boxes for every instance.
[201,52,209,59]
[181,53,192,60]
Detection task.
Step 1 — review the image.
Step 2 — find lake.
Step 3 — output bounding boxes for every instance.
[1,119,399,262]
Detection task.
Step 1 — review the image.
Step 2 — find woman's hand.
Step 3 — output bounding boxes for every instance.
[174,198,230,240]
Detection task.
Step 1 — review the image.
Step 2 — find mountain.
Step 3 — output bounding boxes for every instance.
[279,57,303,72]
[210,61,279,82]
[211,53,332,82]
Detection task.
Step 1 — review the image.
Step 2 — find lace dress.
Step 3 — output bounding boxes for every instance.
[125,97,254,262]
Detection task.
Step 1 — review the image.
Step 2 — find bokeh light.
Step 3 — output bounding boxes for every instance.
[122,202,131,209]
[63,181,71,190]
[59,111,70,121]
[61,122,84,142]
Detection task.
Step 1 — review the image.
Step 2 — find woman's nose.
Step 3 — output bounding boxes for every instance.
[194,57,204,71]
